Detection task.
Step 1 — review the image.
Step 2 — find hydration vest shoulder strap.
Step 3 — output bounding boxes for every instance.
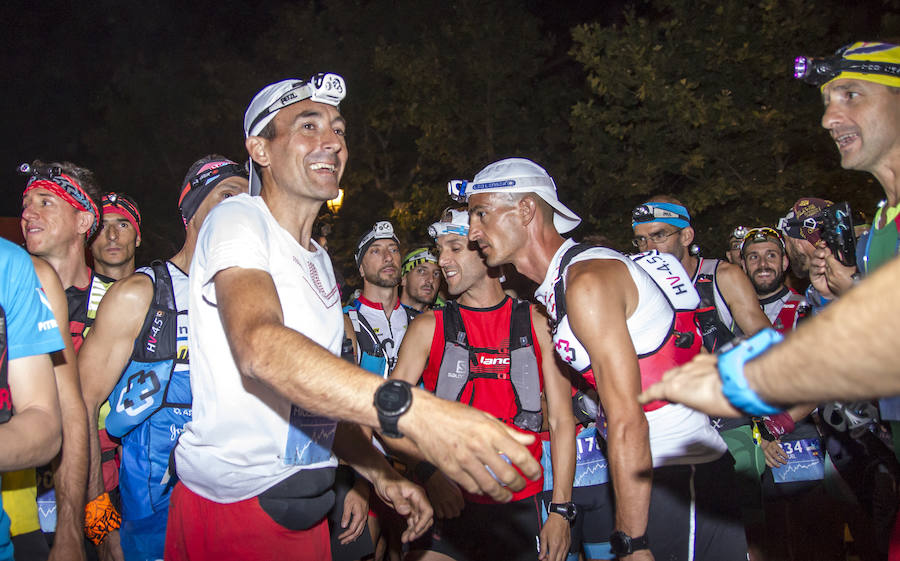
[551,243,596,333]
[87,274,114,322]
[352,306,385,358]
[435,302,470,402]
[508,299,543,432]
[150,260,176,311]
[0,305,10,424]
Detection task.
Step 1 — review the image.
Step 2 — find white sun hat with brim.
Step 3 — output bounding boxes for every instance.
[447,158,581,234]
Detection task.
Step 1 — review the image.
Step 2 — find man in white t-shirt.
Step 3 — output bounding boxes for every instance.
[166,75,540,560]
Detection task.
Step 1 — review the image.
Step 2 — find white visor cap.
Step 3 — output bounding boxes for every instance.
[448,158,581,234]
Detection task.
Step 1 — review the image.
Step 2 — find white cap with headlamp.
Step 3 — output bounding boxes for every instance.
[355,221,400,266]
[447,157,581,234]
[243,73,346,196]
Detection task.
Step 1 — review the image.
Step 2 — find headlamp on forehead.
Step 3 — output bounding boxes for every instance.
[740,227,784,256]
[18,162,61,180]
[447,180,469,202]
[731,226,749,240]
[428,222,469,239]
[631,204,688,224]
[247,73,346,135]
[794,45,900,87]
[102,192,142,221]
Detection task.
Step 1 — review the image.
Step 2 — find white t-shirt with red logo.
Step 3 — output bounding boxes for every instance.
[176,194,343,503]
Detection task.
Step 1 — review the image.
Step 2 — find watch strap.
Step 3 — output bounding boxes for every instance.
[609,530,649,555]
[548,502,577,522]
[717,328,784,416]
[378,411,403,438]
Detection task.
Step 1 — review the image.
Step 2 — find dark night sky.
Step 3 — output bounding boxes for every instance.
[0,0,615,260]
[1,0,888,265]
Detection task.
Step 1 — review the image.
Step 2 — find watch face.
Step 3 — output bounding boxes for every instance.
[376,381,411,415]
[609,531,630,554]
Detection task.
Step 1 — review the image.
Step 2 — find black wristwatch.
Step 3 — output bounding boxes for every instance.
[373,380,413,438]
[609,530,649,556]
[548,502,578,523]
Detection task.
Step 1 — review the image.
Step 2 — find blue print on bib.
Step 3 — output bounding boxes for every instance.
[284,405,337,466]
[542,427,609,489]
[773,438,825,483]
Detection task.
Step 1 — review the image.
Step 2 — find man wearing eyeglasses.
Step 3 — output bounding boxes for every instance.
[631,198,770,351]
[90,192,142,281]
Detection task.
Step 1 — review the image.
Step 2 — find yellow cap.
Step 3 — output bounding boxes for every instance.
[823,41,900,90]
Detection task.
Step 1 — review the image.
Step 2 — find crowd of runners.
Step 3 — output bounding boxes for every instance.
[3,40,900,561]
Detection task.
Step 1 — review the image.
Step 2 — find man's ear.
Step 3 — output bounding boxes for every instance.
[519,194,538,226]
[245,136,270,168]
[781,252,789,272]
[680,226,695,247]
[76,210,94,238]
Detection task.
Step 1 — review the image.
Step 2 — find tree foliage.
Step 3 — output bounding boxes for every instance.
[568,0,897,252]
[3,0,900,273]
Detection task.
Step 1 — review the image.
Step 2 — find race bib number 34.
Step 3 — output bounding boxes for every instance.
[773,438,825,483]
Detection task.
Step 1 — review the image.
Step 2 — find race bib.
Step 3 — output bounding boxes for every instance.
[542,427,609,489]
[773,438,825,483]
[284,406,337,466]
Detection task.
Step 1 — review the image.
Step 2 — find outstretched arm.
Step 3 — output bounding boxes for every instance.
[215,266,540,503]
[32,257,89,561]
[640,253,900,414]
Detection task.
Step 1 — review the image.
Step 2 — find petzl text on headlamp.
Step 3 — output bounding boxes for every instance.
[247,73,346,134]
[631,204,689,224]
[794,42,900,87]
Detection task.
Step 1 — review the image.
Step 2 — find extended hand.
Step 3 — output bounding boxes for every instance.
[538,513,571,561]
[337,478,370,544]
[761,439,788,468]
[405,394,540,503]
[813,243,856,297]
[370,471,433,543]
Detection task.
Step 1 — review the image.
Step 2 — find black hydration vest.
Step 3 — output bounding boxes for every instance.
[434,299,543,433]
[692,258,737,352]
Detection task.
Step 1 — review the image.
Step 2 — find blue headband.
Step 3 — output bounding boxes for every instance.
[631,202,691,229]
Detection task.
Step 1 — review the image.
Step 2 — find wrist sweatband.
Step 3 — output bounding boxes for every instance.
[762,411,796,438]
[718,328,784,416]
[414,461,438,483]
[84,492,121,545]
